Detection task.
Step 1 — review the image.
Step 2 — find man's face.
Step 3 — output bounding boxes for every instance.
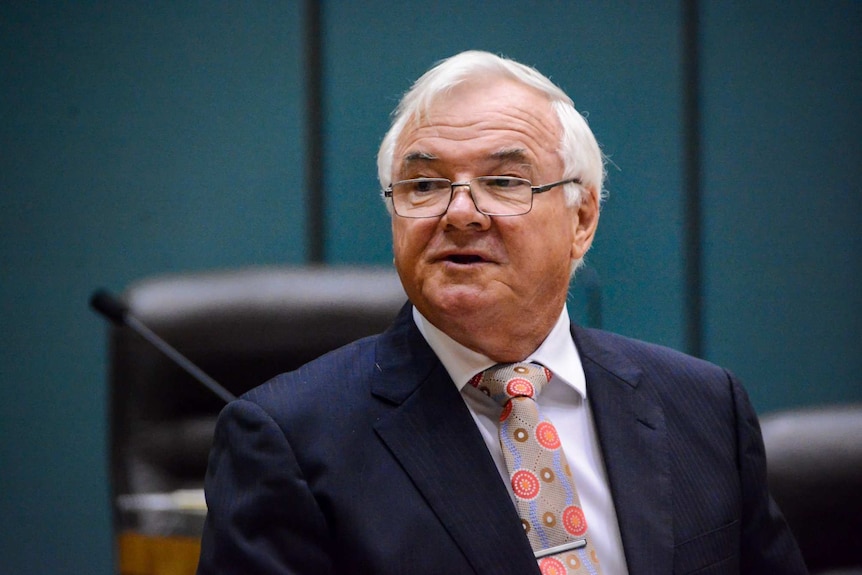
[390,77,597,361]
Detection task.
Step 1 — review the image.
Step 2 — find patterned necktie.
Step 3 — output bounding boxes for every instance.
[471,363,602,575]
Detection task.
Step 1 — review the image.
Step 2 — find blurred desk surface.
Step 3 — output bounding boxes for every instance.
[117,490,206,575]
[118,531,200,575]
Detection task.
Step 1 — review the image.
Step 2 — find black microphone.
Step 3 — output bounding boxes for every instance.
[89,288,237,403]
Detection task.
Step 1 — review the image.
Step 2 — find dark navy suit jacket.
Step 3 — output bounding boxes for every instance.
[197,304,807,574]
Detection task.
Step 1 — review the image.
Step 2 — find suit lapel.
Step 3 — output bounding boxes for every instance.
[572,326,674,575]
[371,306,540,574]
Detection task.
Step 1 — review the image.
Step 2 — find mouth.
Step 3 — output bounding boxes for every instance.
[434,249,495,267]
[445,254,487,265]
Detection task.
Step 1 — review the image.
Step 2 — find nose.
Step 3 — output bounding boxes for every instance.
[443,183,490,230]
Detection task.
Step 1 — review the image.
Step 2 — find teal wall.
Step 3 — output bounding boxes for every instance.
[1,3,305,573]
[700,2,862,409]
[1,2,859,573]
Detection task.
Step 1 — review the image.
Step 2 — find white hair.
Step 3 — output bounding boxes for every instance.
[377,50,605,212]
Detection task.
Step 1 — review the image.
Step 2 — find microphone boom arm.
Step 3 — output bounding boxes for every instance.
[89,289,237,404]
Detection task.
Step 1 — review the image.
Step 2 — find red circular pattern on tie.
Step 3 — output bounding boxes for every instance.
[511,469,541,499]
[468,373,483,388]
[506,378,535,398]
[539,557,566,575]
[535,422,561,450]
[499,401,513,422]
[562,505,588,537]
[543,366,553,382]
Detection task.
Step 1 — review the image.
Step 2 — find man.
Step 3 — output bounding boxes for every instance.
[197,51,807,574]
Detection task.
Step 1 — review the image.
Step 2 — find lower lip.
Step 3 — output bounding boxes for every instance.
[442,258,488,267]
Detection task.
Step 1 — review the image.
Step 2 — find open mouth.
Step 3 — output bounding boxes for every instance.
[446,254,486,264]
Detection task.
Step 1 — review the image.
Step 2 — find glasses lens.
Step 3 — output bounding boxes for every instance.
[390,179,452,217]
[471,177,532,215]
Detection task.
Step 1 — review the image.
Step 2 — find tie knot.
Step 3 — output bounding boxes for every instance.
[469,362,552,406]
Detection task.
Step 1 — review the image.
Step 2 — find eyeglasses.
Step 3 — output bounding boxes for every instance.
[383,176,581,218]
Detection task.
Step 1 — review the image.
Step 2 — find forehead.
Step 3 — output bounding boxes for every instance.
[393,78,562,176]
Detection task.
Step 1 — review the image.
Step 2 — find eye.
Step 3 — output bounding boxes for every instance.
[413,179,438,193]
[490,177,517,188]
[482,177,530,190]
[396,178,449,195]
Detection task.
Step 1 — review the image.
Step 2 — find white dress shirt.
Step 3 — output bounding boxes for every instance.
[413,305,629,575]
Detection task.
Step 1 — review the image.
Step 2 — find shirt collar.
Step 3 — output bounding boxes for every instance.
[412,304,586,399]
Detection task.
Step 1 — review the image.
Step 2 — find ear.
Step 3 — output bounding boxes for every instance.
[570,186,600,261]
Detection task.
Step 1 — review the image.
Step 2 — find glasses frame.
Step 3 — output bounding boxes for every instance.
[383,176,582,218]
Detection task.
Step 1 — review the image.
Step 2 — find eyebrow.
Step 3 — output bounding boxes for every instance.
[489,148,530,164]
[400,151,437,167]
[400,148,531,166]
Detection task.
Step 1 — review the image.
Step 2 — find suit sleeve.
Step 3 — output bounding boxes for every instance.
[730,372,809,574]
[197,398,334,575]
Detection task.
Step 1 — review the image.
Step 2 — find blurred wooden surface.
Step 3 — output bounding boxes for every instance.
[117,532,201,575]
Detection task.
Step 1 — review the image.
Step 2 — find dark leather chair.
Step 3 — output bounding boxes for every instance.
[761,404,862,575]
[107,266,405,535]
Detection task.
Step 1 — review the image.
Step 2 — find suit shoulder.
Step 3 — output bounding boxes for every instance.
[574,326,732,385]
[575,326,748,442]
[242,333,381,409]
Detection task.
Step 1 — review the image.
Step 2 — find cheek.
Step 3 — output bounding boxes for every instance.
[392,219,430,267]
[509,211,576,275]
[391,216,409,250]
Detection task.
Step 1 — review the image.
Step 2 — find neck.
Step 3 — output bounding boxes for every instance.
[421,304,561,363]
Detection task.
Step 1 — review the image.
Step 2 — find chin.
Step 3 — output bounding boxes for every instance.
[421,281,498,319]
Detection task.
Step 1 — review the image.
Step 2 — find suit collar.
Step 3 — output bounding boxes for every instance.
[572,325,674,574]
[411,304,587,399]
[570,325,643,392]
[372,304,541,574]
[370,310,675,573]
[370,303,439,404]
